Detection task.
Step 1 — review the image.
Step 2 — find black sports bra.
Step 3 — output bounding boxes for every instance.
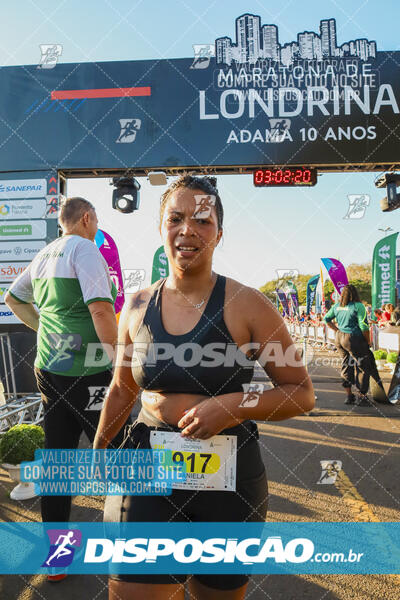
[131,275,254,395]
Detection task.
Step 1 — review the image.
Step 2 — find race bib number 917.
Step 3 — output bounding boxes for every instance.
[150,432,237,491]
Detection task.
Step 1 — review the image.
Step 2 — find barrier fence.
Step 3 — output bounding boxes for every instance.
[286,322,337,352]
[0,332,43,434]
[0,333,17,402]
[0,324,398,435]
[286,322,400,353]
[0,396,43,434]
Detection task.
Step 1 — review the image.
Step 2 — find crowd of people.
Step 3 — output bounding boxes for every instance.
[370,303,400,327]
[284,302,400,329]
[284,311,324,325]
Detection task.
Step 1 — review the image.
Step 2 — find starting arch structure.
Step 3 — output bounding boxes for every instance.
[1,14,400,332]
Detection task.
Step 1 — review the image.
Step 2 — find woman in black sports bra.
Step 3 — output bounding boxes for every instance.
[94,175,314,600]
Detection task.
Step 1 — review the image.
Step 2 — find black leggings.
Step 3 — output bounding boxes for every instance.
[105,412,268,590]
[335,331,383,395]
[35,367,128,522]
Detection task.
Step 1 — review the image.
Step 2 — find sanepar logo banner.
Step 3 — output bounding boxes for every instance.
[0,523,399,575]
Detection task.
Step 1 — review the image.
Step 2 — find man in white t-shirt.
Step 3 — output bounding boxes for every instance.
[5,197,130,527]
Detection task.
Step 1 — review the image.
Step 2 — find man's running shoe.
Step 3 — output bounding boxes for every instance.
[47,573,67,582]
[344,393,356,405]
[355,394,371,407]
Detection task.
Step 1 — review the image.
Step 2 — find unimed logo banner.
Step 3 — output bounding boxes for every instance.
[372,232,399,311]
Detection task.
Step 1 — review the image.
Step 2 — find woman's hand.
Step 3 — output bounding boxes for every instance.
[177,393,244,439]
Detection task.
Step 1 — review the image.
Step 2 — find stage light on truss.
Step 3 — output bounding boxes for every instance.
[375,173,400,212]
[111,177,141,213]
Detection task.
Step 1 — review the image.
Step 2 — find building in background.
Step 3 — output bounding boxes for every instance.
[320,18,337,57]
[215,14,377,66]
[262,24,279,61]
[236,13,261,63]
[216,37,233,65]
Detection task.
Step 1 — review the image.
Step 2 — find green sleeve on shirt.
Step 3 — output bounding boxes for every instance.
[356,303,369,331]
[8,290,29,304]
[323,305,336,323]
[86,297,114,306]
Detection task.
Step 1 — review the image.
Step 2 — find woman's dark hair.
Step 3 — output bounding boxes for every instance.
[159,174,224,230]
[374,309,382,315]
[340,284,361,307]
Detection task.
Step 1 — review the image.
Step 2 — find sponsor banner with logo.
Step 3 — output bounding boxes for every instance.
[0,283,11,303]
[372,232,399,312]
[0,309,20,324]
[0,220,47,240]
[0,240,46,260]
[95,229,125,318]
[285,280,299,316]
[275,288,290,315]
[152,245,169,283]
[0,262,29,282]
[306,274,320,314]
[0,178,47,199]
[0,172,58,329]
[321,258,349,295]
[0,522,399,574]
[0,198,46,220]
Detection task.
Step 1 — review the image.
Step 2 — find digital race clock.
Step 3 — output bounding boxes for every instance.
[253,168,317,187]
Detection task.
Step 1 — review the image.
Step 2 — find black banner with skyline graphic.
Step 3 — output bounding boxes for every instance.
[0,14,398,172]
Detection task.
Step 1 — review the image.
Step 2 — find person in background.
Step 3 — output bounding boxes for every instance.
[365,303,372,320]
[5,197,129,582]
[390,303,400,326]
[324,284,385,407]
[381,304,394,325]
[370,309,383,325]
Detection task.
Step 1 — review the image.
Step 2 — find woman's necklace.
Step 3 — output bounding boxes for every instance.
[193,298,206,309]
[167,291,209,309]
[164,276,215,309]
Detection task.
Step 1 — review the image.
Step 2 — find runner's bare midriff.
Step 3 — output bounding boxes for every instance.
[140,391,208,426]
[133,278,251,426]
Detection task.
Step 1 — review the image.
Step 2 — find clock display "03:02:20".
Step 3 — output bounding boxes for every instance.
[253,168,317,186]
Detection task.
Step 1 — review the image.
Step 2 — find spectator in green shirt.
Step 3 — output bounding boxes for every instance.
[324,284,385,407]
[5,197,130,547]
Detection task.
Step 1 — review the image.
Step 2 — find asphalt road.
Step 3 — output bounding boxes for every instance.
[1,347,399,599]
